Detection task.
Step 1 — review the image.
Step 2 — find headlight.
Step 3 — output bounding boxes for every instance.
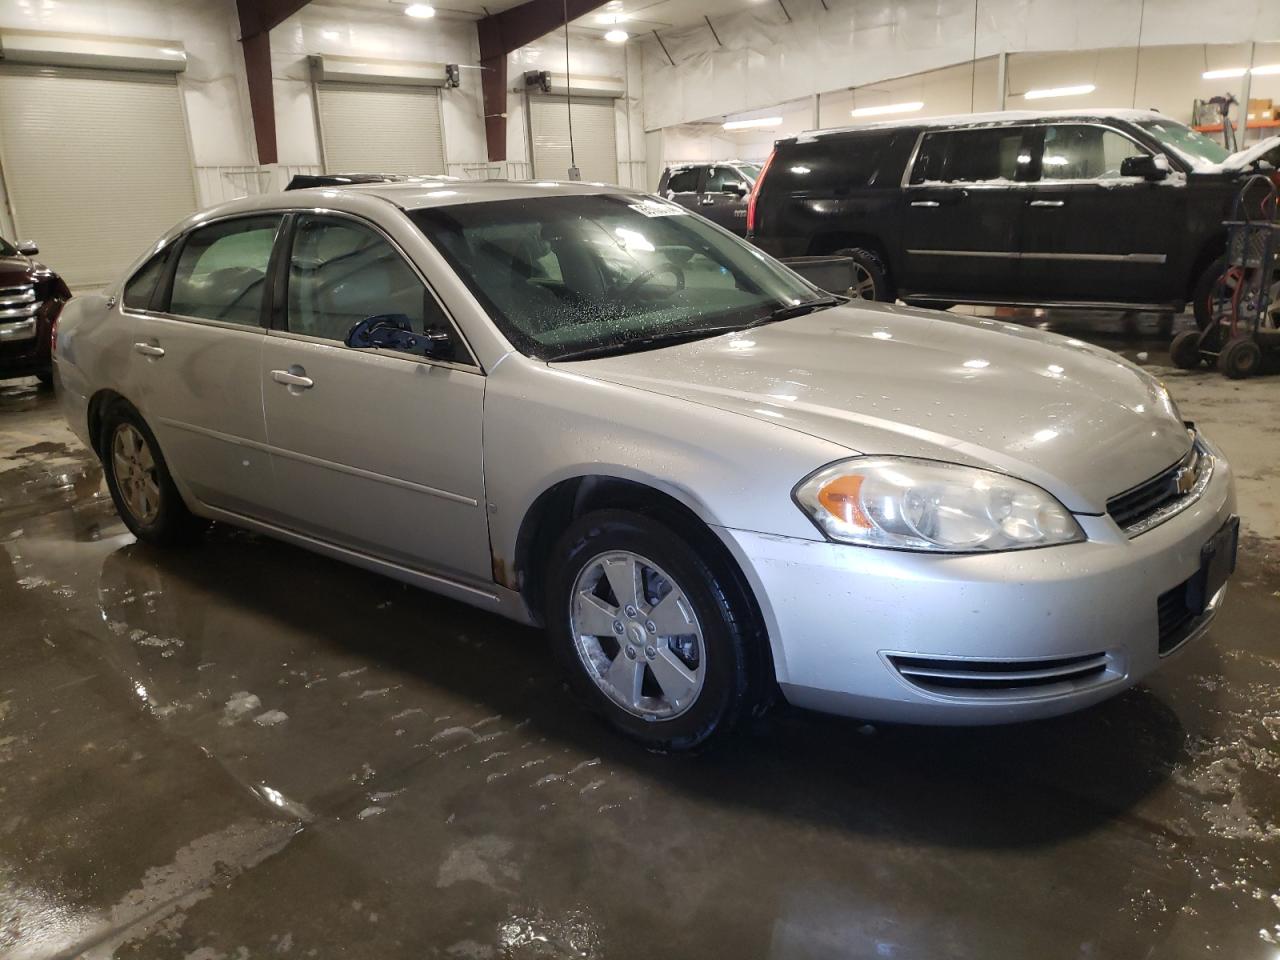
[793,457,1084,552]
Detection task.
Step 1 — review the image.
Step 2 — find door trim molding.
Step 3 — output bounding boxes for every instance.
[155,416,479,507]
[906,249,1166,264]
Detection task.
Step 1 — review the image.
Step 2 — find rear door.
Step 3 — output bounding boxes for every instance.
[259,212,490,581]
[698,165,752,234]
[899,125,1036,298]
[661,166,704,213]
[128,214,279,518]
[1016,123,1179,303]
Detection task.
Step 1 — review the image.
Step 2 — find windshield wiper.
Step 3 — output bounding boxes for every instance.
[746,296,840,328]
[551,324,750,362]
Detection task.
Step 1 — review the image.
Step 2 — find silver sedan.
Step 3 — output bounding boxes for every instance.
[54,180,1238,749]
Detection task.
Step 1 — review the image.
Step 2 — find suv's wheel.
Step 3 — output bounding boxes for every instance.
[1192,255,1227,331]
[1217,336,1262,379]
[835,247,892,302]
[100,401,206,545]
[1169,329,1204,370]
[545,509,758,751]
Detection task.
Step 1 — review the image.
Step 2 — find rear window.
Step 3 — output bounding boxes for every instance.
[768,132,898,193]
[910,127,1031,184]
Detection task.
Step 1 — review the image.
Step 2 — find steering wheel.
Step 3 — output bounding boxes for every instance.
[619,263,686,304]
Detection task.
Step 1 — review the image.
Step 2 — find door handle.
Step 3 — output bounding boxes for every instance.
[271,368,314,389]
[910,200,940,208]
[133,342,165,358]
[1029,200,1065,207]
[699,197,716,205]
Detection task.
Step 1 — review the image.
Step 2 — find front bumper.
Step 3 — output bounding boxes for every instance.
[0,298,62,380]
[716,443,1237,725]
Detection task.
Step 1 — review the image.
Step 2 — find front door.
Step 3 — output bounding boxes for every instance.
[1016,123,1180,303]
[699,165,751,235]
[129,215,281,517]
[898,125,1035,299]
[259,213,490,581]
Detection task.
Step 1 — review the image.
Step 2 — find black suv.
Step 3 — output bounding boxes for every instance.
[748,110,1276,326]
[658,161,761,236]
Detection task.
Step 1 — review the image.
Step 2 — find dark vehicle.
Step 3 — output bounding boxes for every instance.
[0,237,71,386]
[658,161,761,235]
[748,110,1278,327]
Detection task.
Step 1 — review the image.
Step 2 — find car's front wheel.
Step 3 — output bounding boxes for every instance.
[100,401,206,545]
[835,247,892,302]
[545,510,759,751]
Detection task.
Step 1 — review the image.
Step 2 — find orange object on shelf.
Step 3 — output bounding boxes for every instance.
[1192,119,1280,133]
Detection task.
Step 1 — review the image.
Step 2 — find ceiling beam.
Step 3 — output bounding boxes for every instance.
[476,0,610,162]
[237,0,312,165]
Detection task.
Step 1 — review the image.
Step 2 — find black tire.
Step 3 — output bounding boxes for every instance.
[834,246,893,302]
[544,509,759,751]
[1217,336,1262,379]
[35,371,53,389]
[1192,255,1226,331]
[1169,329,1204,370]
[99,400,207,545]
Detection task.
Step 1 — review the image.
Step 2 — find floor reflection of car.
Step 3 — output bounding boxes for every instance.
[0,236,71,387]
[54,180,1237,750]
[659,161,761,235]
[749,110,1276,328]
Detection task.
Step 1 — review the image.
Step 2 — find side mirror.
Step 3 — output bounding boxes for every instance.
[345,313,452,360]
[725,184,747,198]
[1120,154,1169,181]
[16,240,37,256]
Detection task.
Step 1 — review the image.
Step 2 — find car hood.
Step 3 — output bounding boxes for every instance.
[0,256,35,283]
[558,303,1192,514]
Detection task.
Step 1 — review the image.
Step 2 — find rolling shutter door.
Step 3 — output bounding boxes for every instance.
[316,81,445,176]
[528,94,618,184]
[0,64,197,288]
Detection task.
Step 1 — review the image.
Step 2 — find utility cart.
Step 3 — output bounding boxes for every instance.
[1171,175,1280,378]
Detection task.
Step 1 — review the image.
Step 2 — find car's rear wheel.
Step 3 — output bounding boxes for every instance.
[100,401,206,545]
[835,247,892,302]
[545,509,758,751]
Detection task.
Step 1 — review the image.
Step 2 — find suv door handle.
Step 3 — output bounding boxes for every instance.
[910,200,940,208]
[699,197,716,205]
[133,342,165,358]
[1029,199,1065,207]
[271,368,314,389]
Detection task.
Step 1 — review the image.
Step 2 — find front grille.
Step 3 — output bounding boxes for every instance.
[887,651,1112,699]
[1107,443,1206,534]
[0,284,37,321]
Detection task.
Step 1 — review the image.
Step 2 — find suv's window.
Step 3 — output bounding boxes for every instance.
[665,168,701,193]
[705,166,748,194]
[123,251,167,310]
[169,216,281,326]
[771,132,897,193]
[286,214,462,359]
[1040,124,1147,180]
[910,127,1029,184]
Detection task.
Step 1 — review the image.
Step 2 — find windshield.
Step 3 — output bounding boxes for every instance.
[411,194,823,361]
[738,163,762,181]
[1134,118,1230,166]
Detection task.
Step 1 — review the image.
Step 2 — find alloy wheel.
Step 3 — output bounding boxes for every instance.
[111,423,161,524]
[851,263,877,299]
[569,551,706,720]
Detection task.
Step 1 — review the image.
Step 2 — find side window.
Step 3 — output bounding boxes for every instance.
[911,128,1030,184]
[772,132,896,193]
[705,166,747,194]
[665,168,701,193]
[122,251,168,310]
[169,216,281,325]
[286,215,463,359]
[1040,124,1148,181]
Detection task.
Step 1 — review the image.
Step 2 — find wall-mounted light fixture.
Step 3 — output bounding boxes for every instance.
[722,116,783,130]
[850,101,924,118]
[1023,83,1096,100]
[404,4,435,18]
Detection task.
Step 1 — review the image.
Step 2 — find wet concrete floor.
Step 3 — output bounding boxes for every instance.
[2,314,1280,959]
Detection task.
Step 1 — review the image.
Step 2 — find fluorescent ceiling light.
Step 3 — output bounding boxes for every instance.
[1023,83,1096,100]
[1251,63,1280,76]
[850,100,924,118]
[722,116,783,130]
[404,3,435,18]
[604,28,628,42]
[1202,67,1246,79]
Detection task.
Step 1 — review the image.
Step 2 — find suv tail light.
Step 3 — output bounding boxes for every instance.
[746,147,776,236]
